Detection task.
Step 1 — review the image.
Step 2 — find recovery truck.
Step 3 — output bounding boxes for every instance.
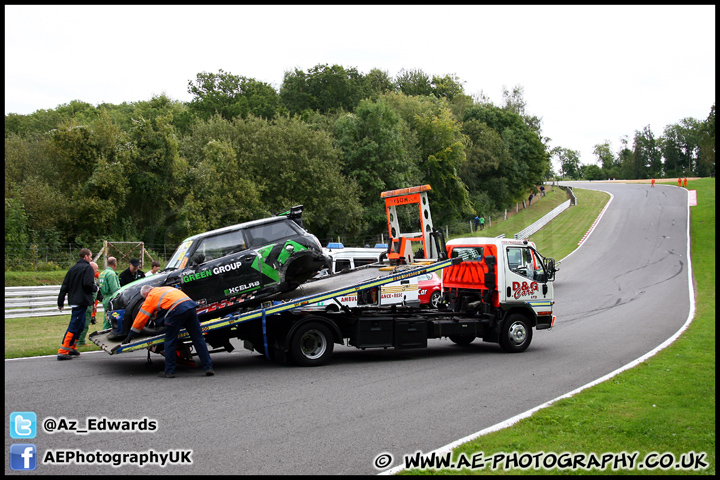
[90,185,557,366]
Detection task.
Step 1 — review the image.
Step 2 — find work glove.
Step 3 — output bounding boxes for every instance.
[121,335,135,345]
[90,317,97,325]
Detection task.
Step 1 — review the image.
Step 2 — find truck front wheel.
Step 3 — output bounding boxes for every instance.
[289,321,334,367]
[499,314,533,353]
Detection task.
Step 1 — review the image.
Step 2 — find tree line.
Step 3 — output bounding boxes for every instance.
[553,106,714,181]
[5,64,715,252]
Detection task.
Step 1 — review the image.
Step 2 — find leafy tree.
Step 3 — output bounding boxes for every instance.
[175,114,267,241]
[615,136,632,179]
[394,69,465,101]
[47,112,133,242]
[552,147,581,180]
[627,125,661,179]
[661,118,702,177]
[447,94,475,123]
[363,68,395,99]
[187,69,280,122]
[5,197,29,246]
[334,98,420,231]
[124,112,184,242]
[582,164,605,180]
[502,85,543,134]
[55,100,101,124]
[238,115,364,239]
[460,119,516,213]
[593,141,615,171]
[395,68,433,97]
[430,74,465,100]
[279,64,365,115]
[382,93,471,222]
[593,141,622,179]
[464,103,549,195]
[696,104,715,177]
[5,114,33,137]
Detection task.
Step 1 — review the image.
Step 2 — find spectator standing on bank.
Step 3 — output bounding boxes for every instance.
[119,258,145,286]
[540,185,545,196]
[77,262,100,346]
[99,257,121,329]
[57,248,98,360]
[145,260,161,277]
[479,216,485,231]
[474,216,480,230]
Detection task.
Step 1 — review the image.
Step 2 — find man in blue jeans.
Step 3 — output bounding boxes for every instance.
[57,248,98,360]
[121,285,214,378]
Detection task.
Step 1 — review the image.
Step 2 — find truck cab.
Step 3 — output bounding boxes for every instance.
[442,237,557,351]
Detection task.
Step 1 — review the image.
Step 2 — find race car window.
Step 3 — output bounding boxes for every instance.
[194,230,247,262]
[246,221,299,247]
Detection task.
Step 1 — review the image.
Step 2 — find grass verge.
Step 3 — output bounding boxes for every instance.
[5,315,102,358]
[5,270,67,287]
[402,178,715,475]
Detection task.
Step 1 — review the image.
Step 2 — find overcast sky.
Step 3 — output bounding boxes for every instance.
[5,5,715,167]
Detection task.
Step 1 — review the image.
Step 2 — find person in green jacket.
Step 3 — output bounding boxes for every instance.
[77,262,100,346]
[99,256,121,330]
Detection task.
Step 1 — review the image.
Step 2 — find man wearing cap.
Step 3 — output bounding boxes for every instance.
[119,258,145,287]
[119,285,214,378]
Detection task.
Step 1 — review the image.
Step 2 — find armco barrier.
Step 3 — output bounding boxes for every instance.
[5,285,104,319]
[514,199,571,240]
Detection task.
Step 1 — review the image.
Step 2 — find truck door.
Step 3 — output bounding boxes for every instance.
[504,246,553,303]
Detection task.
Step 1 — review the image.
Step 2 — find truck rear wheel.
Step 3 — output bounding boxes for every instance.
[499,314,532,353]
[289,321,334,367]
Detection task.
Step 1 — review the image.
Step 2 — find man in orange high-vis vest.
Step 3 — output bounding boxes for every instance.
[122,286,214,378]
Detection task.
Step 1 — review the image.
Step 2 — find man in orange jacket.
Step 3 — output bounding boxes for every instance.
[123,286,214,378]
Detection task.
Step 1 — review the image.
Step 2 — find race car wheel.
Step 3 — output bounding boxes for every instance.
[429,291,441,309]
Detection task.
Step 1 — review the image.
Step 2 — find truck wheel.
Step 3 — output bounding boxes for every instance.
[290,321,334,367]
[449,335,475,345]
[499,314,533,353]
[429,291,441,309]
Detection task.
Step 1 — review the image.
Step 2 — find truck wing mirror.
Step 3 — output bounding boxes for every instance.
[544,258,557,281]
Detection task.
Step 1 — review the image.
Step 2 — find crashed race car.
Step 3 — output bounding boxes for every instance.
[105,206,329,341]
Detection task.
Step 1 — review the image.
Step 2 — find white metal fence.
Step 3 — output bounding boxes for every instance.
[514,199,572,240]
[4,285,104,319]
